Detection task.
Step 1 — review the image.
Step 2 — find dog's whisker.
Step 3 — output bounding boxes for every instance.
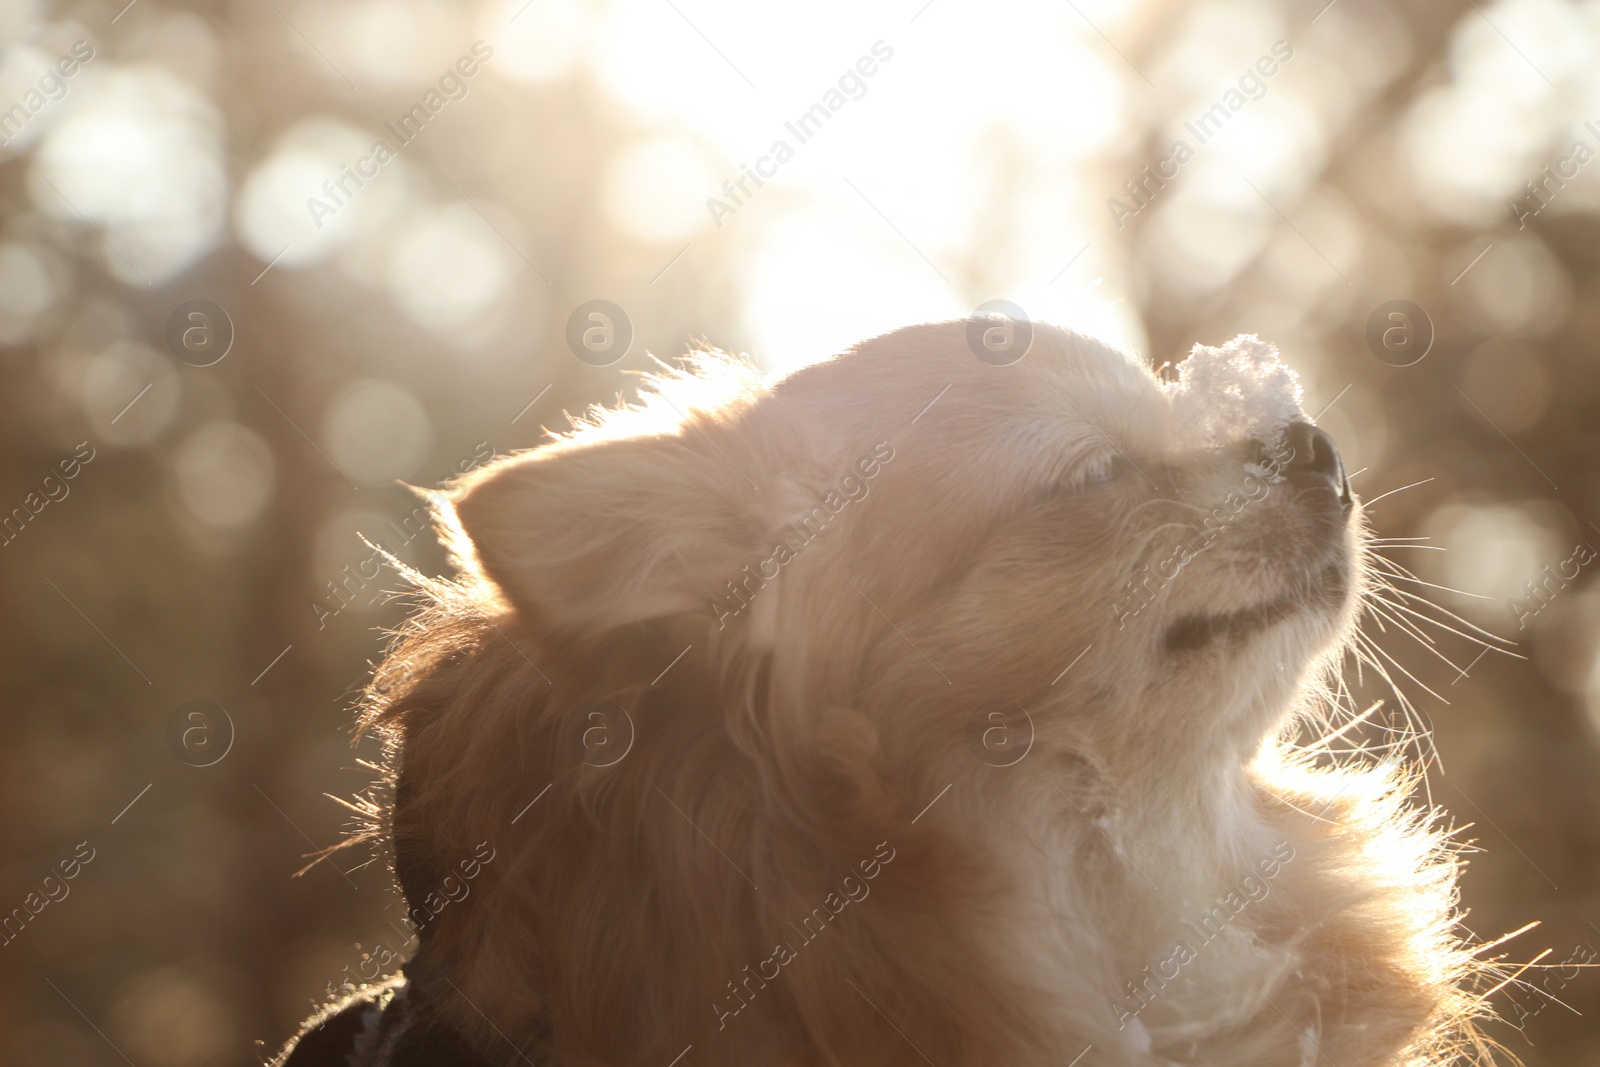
[1368,598,1467,657]
[1370,567,1496,602]
[1368,552,1473,596]
[1358,477,1435,510]
[1366,598,1441,650]
[1368,591,1507,654]
[1366,603,1486,678]
[1345,637,1438,770]
[1305,699,1386,752]
[1372,583,1520,652]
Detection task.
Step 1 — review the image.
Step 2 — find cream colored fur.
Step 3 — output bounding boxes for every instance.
[348,321,1499,1066]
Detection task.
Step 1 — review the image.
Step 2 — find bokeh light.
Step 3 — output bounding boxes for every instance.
[5,0,1600,1063]
[172,421,276,529]
[323,378,433,485]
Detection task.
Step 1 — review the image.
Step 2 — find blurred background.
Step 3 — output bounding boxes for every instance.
[2,0,1599,1062]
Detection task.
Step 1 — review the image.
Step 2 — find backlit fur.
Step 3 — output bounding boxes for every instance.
[321,322,1500,1065]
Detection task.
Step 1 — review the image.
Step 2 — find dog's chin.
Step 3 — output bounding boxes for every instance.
[1164,562,1349,653]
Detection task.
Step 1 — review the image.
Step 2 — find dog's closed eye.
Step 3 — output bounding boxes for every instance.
[1085,453,1137,487]
[1049,452,1137,497]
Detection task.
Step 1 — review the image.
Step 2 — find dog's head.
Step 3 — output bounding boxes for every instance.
[451,322,1359,777]
[308,320,1374,1065]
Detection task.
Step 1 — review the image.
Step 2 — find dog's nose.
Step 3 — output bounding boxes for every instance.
[1281,420,1351,505]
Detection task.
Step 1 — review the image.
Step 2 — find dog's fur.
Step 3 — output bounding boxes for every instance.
[279,322,1496,1065]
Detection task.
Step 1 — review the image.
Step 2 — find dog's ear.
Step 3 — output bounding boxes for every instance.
[448,429,755,633]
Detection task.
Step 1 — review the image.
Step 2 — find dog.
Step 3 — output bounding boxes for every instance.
[277,321,1494,1065]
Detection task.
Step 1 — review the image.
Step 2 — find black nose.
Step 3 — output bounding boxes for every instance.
[1281,420,1350,504]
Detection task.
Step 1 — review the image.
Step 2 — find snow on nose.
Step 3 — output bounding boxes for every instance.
[1162,334,1306,451]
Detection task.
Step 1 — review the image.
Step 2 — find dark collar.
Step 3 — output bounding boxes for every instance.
[277,974,498,1067]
